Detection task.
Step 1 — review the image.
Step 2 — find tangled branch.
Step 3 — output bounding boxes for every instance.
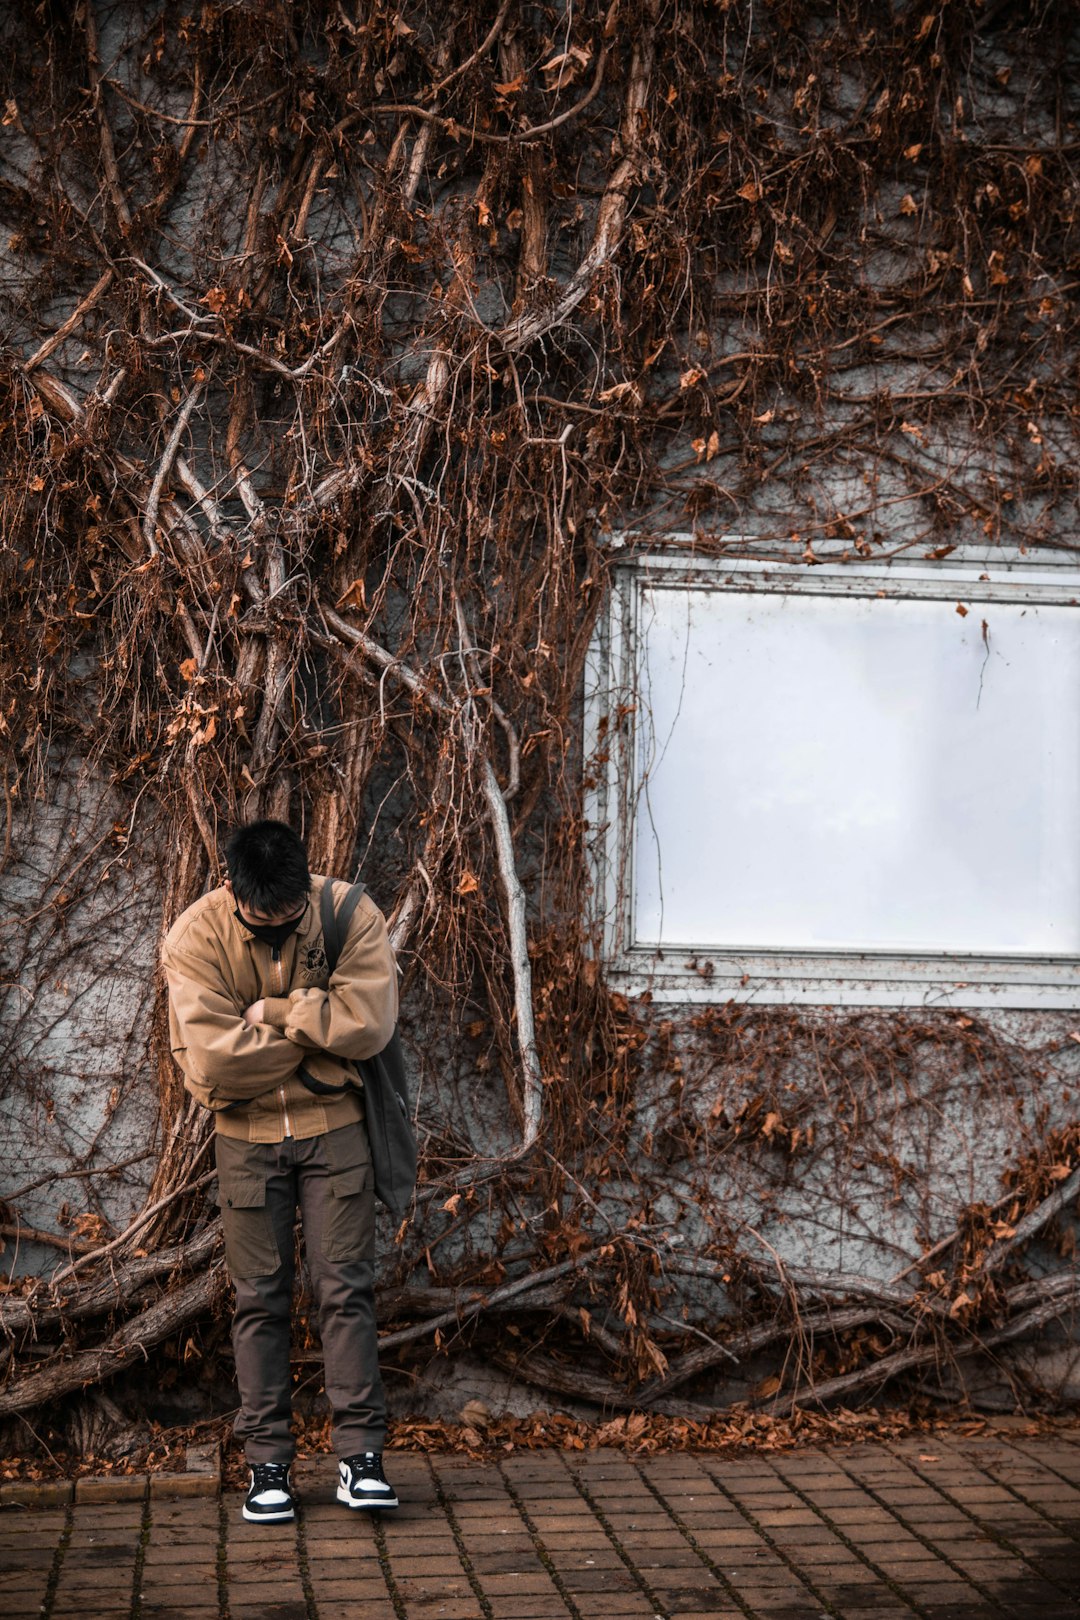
[1,0,1078,1437]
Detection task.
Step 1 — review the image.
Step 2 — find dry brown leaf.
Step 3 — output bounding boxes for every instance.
[598,379,643,405]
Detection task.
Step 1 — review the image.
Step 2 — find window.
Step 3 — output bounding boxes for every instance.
[583,543,1080,1006]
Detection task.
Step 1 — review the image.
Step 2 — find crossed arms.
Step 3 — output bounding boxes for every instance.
[162,904,397,1111]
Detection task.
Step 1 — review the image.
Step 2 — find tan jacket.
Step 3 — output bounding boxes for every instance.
[162,875,398,1142]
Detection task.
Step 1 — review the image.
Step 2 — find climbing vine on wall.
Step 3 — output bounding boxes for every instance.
[1,0,1079,1439]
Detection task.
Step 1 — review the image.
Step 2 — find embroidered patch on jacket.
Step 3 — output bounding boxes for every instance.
[302,942,329,983]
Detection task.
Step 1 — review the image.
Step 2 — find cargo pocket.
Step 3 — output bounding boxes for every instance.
[323,1161,375,1264]
[215,1152,281,1281]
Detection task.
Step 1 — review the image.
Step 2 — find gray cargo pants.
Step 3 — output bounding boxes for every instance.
[214,1121,386,1464]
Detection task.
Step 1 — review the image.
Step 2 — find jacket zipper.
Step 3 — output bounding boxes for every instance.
[272,946,293,1138]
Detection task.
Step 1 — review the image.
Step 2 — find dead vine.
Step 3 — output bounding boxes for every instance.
[1,0,1079,1435]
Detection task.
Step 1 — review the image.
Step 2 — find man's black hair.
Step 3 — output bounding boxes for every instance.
[224,820,310,914]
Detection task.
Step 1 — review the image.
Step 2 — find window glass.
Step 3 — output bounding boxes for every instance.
[632,583,1080,956]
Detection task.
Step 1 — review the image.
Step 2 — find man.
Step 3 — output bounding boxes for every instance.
[162,819,399,1523]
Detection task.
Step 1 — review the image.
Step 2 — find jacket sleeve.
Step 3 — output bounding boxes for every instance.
[162,938,302,1105]
[261,899,398,1061]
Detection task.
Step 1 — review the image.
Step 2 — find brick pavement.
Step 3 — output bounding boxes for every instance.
[1,1431,1078,1619]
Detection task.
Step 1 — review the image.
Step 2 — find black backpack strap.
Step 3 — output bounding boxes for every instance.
[318,876,414,1219]
[319,878,367,975]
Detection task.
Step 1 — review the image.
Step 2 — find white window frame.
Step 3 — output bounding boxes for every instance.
[583,538,1080,1008]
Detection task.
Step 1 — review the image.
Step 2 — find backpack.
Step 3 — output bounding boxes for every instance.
[319,879,417,1222]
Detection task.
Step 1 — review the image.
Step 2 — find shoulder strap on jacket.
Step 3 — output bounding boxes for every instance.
[320,879,368,975]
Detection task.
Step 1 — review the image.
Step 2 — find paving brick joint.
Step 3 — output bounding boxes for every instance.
[2,1433,1079,1619]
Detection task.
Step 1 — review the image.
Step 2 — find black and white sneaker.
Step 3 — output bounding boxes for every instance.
[337,1451,398,1510]
[242,1461,296,1523]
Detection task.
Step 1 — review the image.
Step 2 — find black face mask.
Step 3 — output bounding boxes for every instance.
[234,907,305,953]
